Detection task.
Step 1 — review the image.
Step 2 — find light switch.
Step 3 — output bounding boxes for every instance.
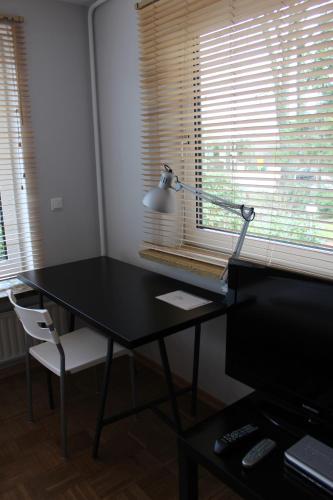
[50,197,63,211]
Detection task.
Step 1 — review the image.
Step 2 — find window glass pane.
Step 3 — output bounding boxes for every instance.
[199,2,333,250]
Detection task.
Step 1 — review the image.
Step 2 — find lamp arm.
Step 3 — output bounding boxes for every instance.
[220,218,250,285]
[175,181,254,221]
[156,165,255,294]
[174,179,255,293]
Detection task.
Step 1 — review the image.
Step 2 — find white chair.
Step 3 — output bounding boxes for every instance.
[8,290,136,458]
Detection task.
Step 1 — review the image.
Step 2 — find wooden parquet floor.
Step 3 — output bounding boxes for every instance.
[0,356,242,500]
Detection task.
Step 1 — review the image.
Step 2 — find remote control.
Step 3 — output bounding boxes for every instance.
[214,424,258,455]
[242,438,277,468]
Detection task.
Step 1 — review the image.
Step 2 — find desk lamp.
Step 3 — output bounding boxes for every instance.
[143,164,255,293]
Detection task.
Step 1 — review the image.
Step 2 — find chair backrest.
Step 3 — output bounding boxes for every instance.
[7,290,60,344]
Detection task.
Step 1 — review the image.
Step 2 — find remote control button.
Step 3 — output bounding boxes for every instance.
[214,424,259,455]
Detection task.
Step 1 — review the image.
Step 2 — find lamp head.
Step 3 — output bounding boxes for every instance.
[143,164,177,213]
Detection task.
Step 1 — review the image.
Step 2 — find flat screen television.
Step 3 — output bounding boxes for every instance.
[226,258,333,427]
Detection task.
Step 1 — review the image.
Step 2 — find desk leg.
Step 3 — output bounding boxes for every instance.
[158,338,183,434]
[178,440,198,500]
[191,324,201,417]
[92,337,114,458]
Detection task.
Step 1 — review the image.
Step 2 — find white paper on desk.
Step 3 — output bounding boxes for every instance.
[156,290,212,310]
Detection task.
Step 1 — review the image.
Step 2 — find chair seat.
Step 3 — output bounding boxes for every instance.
[29,327,126,376]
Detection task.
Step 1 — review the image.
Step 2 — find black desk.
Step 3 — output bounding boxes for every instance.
[178,392,333,500]
[19,256,226,457]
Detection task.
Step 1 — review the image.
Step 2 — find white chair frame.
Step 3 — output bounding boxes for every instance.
[8,290,136,458]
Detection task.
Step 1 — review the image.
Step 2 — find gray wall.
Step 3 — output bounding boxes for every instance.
[1,0,100,266]
[95,0,251,404]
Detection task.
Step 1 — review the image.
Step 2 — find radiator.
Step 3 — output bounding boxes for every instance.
[0,301,69,366]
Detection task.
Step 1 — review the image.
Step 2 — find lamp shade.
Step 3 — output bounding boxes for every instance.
[143,169,177,213]
[143,186,176,213]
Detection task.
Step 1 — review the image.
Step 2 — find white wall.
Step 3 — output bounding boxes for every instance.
[95,0,251,405]
[1,0,100,266]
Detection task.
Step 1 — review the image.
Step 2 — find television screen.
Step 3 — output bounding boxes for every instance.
[226,259,333,422]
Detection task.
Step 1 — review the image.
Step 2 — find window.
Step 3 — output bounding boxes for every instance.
[139,0,333,278]
[0,16,42,279]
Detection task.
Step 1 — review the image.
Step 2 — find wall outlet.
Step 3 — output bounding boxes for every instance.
[50,197,63,211]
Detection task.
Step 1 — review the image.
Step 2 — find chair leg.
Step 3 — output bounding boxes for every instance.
[93,338,114,459]
[94,366,100,394]
[57,343,68,459]
[129,353,137,411]
[68,312,75,332]
[47,370,55,410]
[25,350,33,422]
[60,369,68,458]
[24,333,33,423]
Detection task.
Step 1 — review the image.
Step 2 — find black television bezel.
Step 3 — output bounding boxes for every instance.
[226,258,333,427]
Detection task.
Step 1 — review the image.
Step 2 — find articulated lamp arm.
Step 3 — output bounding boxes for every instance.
[175,180,254,222]
[174,178,255,290]
[143,164,255,294]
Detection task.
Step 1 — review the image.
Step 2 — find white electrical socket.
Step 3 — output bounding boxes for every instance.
[50,197,63,211]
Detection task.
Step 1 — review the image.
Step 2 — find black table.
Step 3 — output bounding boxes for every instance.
[178,392,333,500]
[19,256,227,457]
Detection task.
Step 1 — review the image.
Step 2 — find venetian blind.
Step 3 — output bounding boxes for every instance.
[140,0,333,278]
[0,17,42,278]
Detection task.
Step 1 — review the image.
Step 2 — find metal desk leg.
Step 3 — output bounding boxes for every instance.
[178,439,198,500]
[158,338,183,434]
[191,324,201,417]
[92,337,114,458]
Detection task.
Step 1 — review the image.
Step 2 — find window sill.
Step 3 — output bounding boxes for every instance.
[0,278,36,314]
[0,278,32,299]
[139,247,226,279]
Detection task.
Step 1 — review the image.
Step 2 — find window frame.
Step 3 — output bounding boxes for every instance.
[181,5,333,277]
[139,0,333,279]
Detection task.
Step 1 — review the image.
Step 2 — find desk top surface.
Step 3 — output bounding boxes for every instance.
[19,257,226,348]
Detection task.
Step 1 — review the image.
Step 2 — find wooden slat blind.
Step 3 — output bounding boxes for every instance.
[139,0,333,278]
[0,17,42,278]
